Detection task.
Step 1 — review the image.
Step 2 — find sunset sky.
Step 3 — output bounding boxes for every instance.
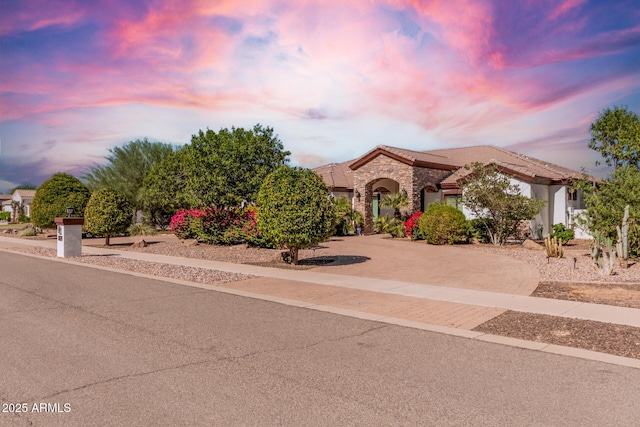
[1,0,639,192]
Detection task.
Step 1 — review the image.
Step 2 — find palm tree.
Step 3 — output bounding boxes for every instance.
[380,192,409,219]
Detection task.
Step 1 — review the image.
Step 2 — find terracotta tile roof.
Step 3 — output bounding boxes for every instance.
[348,145,460,171]
[431,145,585,186]
[314,161,354,190]
[317,144,588,190]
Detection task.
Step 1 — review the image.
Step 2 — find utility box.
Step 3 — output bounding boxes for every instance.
[54,217,84,258]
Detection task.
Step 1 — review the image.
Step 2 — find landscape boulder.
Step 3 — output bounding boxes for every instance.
[522,238,544,251]
[131,239,148,248]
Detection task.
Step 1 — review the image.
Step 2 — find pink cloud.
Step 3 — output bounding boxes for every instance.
[548,0,586,20]
[0,0,86,35]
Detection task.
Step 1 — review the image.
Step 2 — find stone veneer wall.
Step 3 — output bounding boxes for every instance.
[353,155,453,233]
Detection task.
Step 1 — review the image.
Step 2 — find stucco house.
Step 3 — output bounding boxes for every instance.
[5,189,37,221]
[0,194,12,215]
[314,145,590,238]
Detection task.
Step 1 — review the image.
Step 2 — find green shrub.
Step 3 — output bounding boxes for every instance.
[469,218,493,243]
[419,203,469,245]
[84,188,131,246]
[31,173,91,228]
[170,206,260,245]
[20,227,37,237]
[256,166,334,264]
[550,223,575,244]
[127,223,158,236]
[0,212,10,221]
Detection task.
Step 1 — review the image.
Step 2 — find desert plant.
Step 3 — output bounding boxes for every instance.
[380,192,410,219]
[20,227,37,237]
[84,188,131,246]
[550,223,575,244]
[616,205,630,268]
[590,231,617,276]
[332,197,354,236]
[31,173,91,228]
[374,215,405,238]
[419,203,469,245]
[544,235,564,258]
[127,223,158,236]
[575,165,640,258]
[352,210,364,235]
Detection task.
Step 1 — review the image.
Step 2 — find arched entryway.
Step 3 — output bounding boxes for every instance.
[356,177,408,234]
[350,150,456,233]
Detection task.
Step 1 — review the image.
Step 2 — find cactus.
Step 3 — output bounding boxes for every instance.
[616,205,630,268]
[590,231,617,276]
[544,235,563,258]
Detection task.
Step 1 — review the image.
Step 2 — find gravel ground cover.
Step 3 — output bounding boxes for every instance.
[474,311,640,360]
[459,240,640,283]
[5,246,254,285]
[532,281,640,309]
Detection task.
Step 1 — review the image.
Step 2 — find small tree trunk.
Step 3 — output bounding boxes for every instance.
[105,234,111,246]
[291,247,299,265]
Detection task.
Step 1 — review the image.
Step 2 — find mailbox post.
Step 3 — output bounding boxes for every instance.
[54,217,84,258]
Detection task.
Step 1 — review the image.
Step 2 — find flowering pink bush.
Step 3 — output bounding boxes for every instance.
[404,211,423,239]
[170,206,269,245]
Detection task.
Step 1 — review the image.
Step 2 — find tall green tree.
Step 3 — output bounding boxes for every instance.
[83,138,175,221]
[143,124,290,209]
[84,188,131,246]
[140,150,187,228]
[256,167,334,265]
[589,106,640,168]
[462,163,545,246]
[31,173,91,228]
[577,166,640,258]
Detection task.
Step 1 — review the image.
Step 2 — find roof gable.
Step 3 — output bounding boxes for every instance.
[12,189,37,198]
[349,145,459,171]
[314,161,354,190]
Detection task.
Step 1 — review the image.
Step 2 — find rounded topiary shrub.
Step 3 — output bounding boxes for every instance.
[31,173,91,228]
[419,203,469,245]
[84,188,131,246]
[256,166,334,264]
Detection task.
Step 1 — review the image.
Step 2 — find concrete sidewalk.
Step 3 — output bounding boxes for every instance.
[2,235,639,329]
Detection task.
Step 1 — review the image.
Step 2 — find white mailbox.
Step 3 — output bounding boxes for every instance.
[54,217,84,258]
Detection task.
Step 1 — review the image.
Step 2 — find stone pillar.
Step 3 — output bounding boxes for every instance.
[55,217,84,258]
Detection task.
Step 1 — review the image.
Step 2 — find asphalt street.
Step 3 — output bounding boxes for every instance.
[1,251,639,426]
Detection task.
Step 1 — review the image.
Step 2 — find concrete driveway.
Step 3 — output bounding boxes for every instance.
[82,233,540,296]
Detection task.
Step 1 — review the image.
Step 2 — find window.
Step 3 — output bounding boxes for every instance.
[567,190,577,201]
[444,194,463,210]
